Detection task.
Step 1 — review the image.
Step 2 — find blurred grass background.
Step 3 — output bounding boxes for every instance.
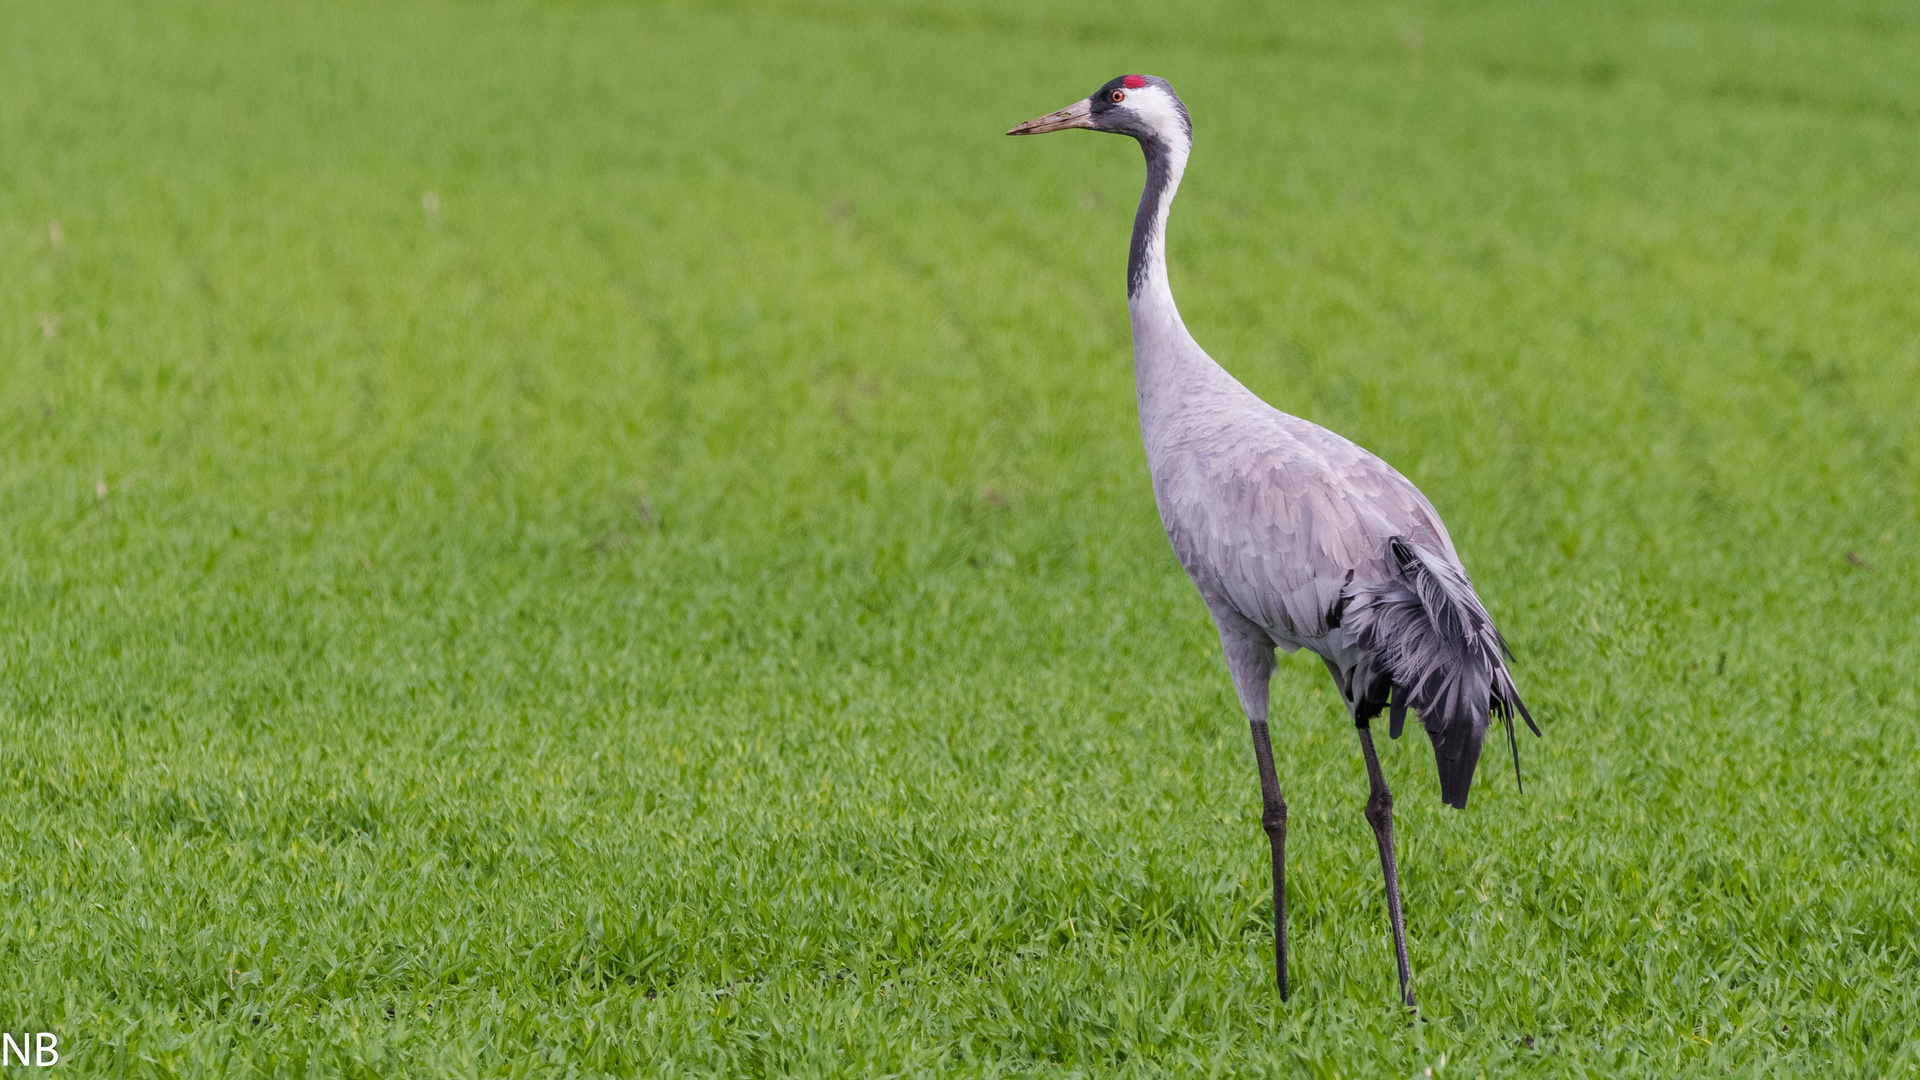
[2,0,1917,1075]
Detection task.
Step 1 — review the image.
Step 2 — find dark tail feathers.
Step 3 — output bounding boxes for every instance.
[1355,537,1539,810]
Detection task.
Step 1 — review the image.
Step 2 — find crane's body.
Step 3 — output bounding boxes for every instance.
[1138,306,1455,668]
[1011,74,1537,1009]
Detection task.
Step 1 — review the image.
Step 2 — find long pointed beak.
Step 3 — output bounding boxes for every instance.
[1007,98,1095,135]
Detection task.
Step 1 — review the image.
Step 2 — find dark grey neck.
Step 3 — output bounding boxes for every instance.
[1127,135,1176,299]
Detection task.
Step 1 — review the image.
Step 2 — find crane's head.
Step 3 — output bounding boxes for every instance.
[1006,74,1191,148]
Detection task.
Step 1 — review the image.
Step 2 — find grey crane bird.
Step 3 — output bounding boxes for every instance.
[1009,75,1539,1009]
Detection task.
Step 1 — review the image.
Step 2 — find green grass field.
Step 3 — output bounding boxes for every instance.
[4,0,1919,1074]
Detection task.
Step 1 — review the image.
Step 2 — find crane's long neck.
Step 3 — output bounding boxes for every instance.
[1127,133,1188,319]
[1127,132,1204,434]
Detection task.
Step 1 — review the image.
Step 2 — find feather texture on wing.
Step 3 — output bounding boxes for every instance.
[1139,358,1535,808]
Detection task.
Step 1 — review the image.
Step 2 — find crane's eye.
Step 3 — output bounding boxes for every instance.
[1110,90,1126,103]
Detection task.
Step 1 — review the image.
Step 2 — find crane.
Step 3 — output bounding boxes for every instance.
[1009,74,1539,1010]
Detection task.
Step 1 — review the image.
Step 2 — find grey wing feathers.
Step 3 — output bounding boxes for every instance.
[1152,401,1536,810]
[1156,415,1455,644]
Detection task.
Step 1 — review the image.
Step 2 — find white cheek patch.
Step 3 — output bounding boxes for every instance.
[1119,86,1185,142]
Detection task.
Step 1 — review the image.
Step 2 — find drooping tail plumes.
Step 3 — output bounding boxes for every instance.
[1349,537,1539,809]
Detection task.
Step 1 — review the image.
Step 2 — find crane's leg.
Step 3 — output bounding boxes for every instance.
[1249,716,1289,1000]
[1220,629,1287,998]
[1357,724,1416,1011]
